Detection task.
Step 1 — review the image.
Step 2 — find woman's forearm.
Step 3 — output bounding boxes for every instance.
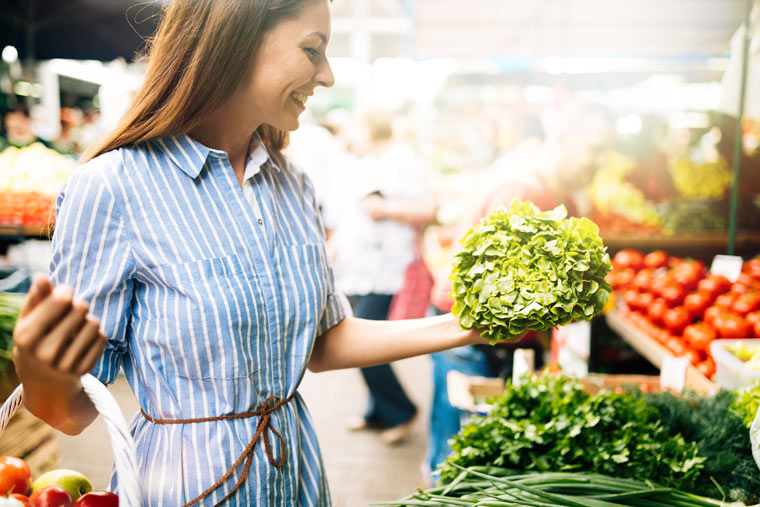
[17,372,98,435]
[308,313,482,372]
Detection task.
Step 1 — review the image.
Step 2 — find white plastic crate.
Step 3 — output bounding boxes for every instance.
[710,339,760,390]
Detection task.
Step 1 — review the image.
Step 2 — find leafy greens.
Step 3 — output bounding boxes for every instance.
[450,200,612,343]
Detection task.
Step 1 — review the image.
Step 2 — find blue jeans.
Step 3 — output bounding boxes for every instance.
[425,345,494,481]
[353,294,417,428]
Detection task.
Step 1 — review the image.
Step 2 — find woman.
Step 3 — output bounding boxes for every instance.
[12,0,485,505]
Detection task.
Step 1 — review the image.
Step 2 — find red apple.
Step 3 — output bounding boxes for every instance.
[29,487,72,507]
[73,492,118,507]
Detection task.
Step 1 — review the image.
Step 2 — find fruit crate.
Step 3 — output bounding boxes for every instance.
[0,406,58,477]
[710,338,760,390]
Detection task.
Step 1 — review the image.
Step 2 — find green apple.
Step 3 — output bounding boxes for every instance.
[31,469,92,501]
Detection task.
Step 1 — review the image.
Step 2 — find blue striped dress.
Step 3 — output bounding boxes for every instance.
[49,133,346,506]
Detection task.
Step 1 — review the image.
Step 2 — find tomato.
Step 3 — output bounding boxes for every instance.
[748,311,760,328]
[632,268,655,292]
[647,298,668,326]
[615,268,635,290]
[663,307,691,335]
[715,292,737,310]
[612,249,645,271]
[697,275,732,299]
[636,292,655,312]
[755,320,760,338]
[703,306,725,328]
[715,313,752,339]
[660,283,686,307]
[643,250,668,269]
[731,283,752,296]
[0,456,31,496]
[683,323,716,353]
[666,337,687,356]
[667,256,683,269]
[732,293,760,316]
[743,258,760,279]
[696,359,716,379]
[682,347,702,366]
[671,269,699,292]
[683,292,713,319]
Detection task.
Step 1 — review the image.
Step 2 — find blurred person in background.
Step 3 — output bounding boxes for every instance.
[423,106,611,482]
[52,106,84,154]
[0,102,50,150]
[331,110,437,445]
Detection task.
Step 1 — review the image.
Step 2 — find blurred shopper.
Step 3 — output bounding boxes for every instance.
[331,110,436,444]
[12,1,491,505]
[0,102,49,150]
[423,109,608,482]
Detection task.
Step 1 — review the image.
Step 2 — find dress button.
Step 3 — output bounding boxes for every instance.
[258,218,264,225]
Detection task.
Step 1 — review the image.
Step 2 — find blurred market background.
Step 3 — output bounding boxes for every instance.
[1,0,760,506]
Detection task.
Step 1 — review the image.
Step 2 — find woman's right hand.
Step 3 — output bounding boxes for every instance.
[13,275,107,385]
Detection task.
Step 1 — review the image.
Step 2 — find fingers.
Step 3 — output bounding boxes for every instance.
[14,285,75,350]
[57,315,103,374]
[34,299,89,366]
[19,274,53,318]
[74,329,107,376]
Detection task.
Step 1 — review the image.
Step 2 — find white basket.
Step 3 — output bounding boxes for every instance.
[0,374,142,506]
[710,338,760,390]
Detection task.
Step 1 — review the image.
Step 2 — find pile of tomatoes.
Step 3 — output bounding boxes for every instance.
[608,249,760,379]
[0,193,55,228]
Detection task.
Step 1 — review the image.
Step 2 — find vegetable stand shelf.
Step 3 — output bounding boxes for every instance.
[605,309,717,395]
[601,232,760,262]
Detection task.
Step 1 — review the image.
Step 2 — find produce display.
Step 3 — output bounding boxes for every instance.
[0,458,116,507]
[0,143,76,229]
[609,249,760,377]
[422,373,760,505]
[450,200,612,343]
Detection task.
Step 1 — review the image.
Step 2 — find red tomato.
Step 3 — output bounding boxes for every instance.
[663,307,691,335]
[671,269,699,292]
[612,249,645,271]
[668,256,684,269]
[703,306,724,328]
[697,275,732,299]
[0,456,31,496]
[732,293,760,316]
[647,298,668,326]
[666,337,687,356]
[682,347,702,365]
[755,320,760,338]
[10,493,32,507]
[29,487,72,507]
[731,283,752,296]
[696,359,716,379]
[615,268,635,290]
[632,269,655,292]
[715,292,738,310]
[715,313,752,339]
[748,311,760,329]
[661,283,686,307]
[623,289,639,311]
[644,250,668,269]
[683,292,713,319]
[683,323,716,353]
[743,258,760,279]
[73,492,119,507]
[635,292,655,312]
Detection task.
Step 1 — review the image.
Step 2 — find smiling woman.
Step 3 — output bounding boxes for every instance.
[12,0,486,505]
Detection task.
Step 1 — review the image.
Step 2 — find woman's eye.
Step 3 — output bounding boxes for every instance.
[304,48,320,57]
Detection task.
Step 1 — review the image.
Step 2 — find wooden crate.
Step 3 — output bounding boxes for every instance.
[0,407,59,477]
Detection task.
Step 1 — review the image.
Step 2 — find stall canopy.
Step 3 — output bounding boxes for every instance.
[0,0,163,62]
[411,0,747,59]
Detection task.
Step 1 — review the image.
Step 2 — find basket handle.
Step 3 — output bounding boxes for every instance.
[0,374,142,506]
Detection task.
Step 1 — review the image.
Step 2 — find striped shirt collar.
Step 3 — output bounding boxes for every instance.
[155,132,279,179]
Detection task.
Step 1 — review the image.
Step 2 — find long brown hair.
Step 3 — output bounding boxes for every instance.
[83,0,319,162]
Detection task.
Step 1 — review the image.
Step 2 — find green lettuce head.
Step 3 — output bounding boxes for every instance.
[450,200,612,344]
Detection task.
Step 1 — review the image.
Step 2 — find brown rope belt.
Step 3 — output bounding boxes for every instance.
[140,393,296,507]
